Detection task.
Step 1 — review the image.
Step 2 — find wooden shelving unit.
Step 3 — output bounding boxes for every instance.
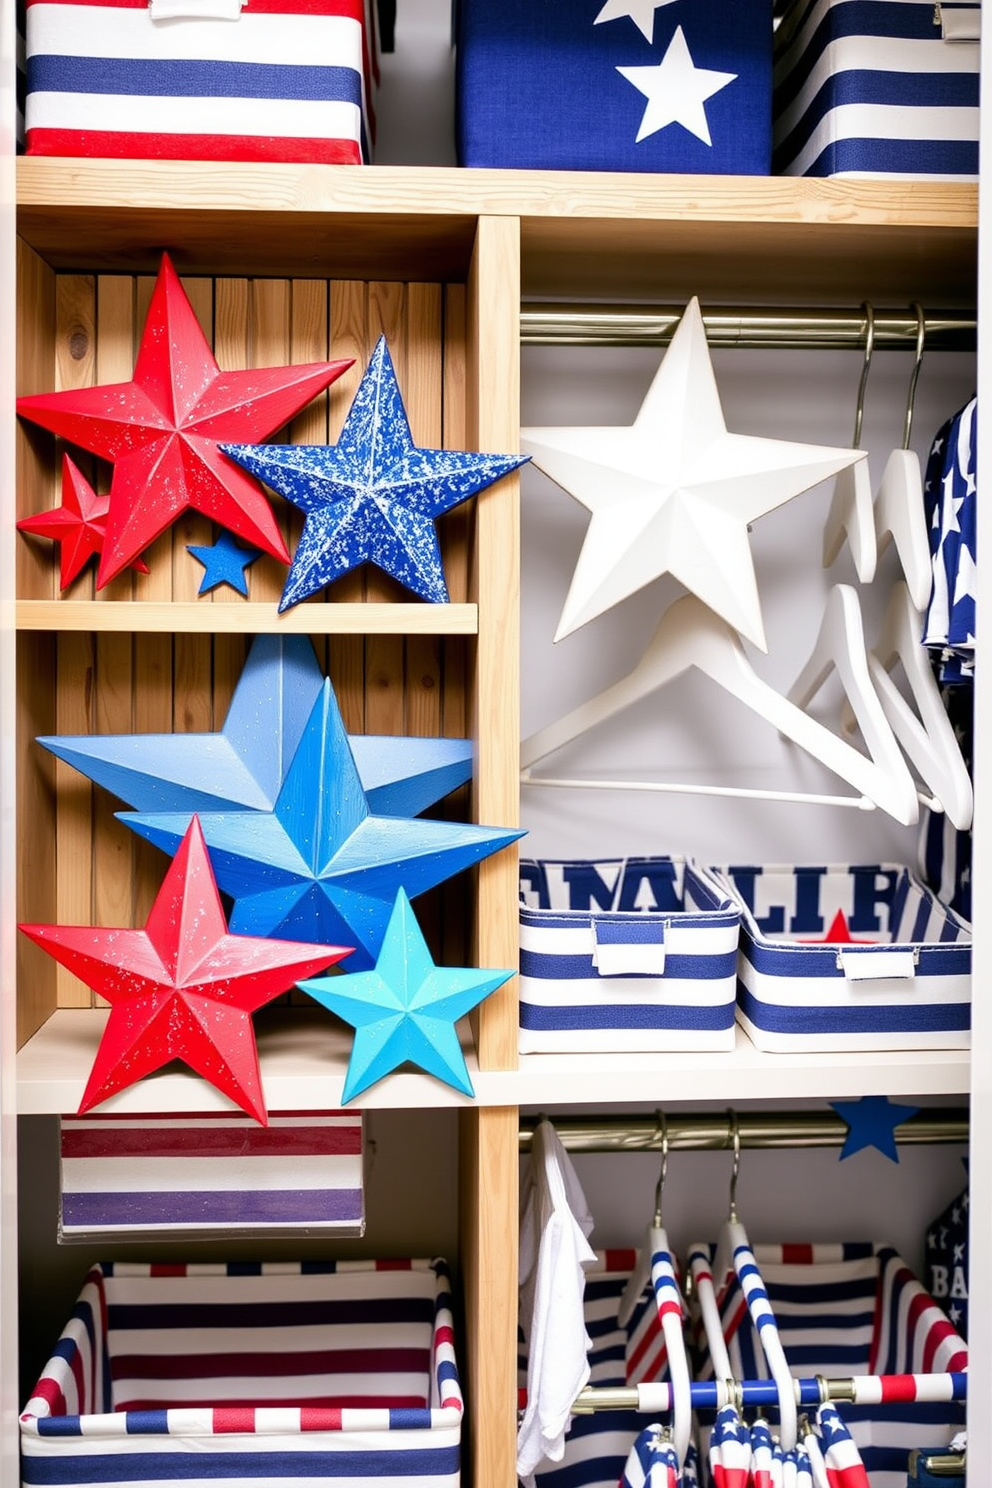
[12,162,979,1488]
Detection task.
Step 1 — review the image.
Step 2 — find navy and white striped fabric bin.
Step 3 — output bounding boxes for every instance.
[691,1242,966,1488]
[20,1258,462,1488]
[713,863,971,1053]
[518,857,740,1054]
[773,0,980,178]
[59,1112,365,1242]
[23,0,378,164]
[455,0,773,175]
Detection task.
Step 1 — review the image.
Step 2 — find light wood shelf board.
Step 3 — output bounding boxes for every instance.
[16,600,478,635]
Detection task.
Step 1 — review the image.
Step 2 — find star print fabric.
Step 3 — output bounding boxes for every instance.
[454,0,772,174]
[925,1182,970,1339]
[922,397,977,683]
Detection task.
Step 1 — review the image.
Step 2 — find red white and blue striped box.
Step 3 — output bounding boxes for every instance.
[20,1258,462,1488]
[455,0,773,175]
[691,1242,966,1488]
[518,857,740,1054]
[712,863,972,1053]
[59,1112,365,1242]
[773,0,979,179]
[23,0,377,164]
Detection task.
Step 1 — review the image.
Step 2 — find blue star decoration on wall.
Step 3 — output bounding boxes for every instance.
[186,530,261,596]
[830,1096,921,1162]
[298,887,512,1101]
[37,633,474,820]
[119,676,523,968]
[220,335,529,611]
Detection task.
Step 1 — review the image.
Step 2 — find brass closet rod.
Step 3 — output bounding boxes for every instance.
[520,304,976,351]
[518,1108,968,1152]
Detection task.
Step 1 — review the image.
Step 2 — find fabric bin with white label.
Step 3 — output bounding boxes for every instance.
[773,0,979,179]
[22,0,378,164]
[713,863,972,1052]
[518,856,740,1054]
[20,1258,462,1488]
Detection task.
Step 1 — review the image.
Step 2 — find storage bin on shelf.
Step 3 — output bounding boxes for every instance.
[455,0,773,174]
[772,0,979,179]
[711,863,972,1053]
[518,856,740,1054]
[19,1258,462,1488]
[21,0,378,164]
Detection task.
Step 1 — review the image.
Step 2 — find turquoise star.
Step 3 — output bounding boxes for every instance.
[187,530,261,595]
[220,335,529,611]
[299,888,512,1101]
[830,1096,920,1162]
[119,678,523,969]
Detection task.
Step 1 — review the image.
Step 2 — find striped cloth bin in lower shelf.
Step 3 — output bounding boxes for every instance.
[20,1258,462,1488]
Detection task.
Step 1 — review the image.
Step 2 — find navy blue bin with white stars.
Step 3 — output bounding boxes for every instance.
[454,0,773,174]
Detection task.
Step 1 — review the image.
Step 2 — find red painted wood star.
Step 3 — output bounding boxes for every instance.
[18,816,352,1123]
[16,253,353,588]
[16,453,149,588]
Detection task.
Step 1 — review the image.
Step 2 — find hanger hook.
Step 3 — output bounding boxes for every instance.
[902,302,926,450]
[652,1109,669,1226]
[727,1109,741,1223]
[852,301,875,448]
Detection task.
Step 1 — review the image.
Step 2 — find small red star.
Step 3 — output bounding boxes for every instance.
[17,454,149,588]
[19,816,352,1123]
[803,909,872,945]
[17,253,353,587]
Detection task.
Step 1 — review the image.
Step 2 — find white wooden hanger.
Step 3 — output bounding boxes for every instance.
[872,304,933,612]
[839,581,973,831]
[822,303,877,583]
[520,588,920,823]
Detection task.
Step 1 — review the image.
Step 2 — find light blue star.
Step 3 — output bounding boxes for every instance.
[830,1096,920,1162]
[299,888,512,1101]
[220,335,529,611]
[186,529,261,595]
[37,634,474,819]
[119,678,523,968]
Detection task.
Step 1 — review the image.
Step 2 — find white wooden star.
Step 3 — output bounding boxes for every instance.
[522,297,865,648]
[617,26,736,145]
[594,0,679,44]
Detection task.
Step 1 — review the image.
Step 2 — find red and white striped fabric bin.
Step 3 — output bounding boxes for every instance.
[23,0,378,164]
[20,1258,462,1488]
[59,1112,365,1241]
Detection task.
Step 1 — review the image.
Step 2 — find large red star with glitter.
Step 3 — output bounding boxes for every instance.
[17,453,149,588]
[19,816,352,1123]
[17,253,353,587]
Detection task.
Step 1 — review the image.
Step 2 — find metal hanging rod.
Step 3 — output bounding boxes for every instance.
[518,1108,968,1153]
[520,303,976,351]
[571,1371,967,1415]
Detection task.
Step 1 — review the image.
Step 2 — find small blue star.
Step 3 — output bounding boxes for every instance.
[186,530,261,595]
[221,335,529,611]
[299,888,512,1101]
[830,1095,920,1162]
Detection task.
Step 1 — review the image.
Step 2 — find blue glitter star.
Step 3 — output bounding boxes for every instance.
[299,887,513,1101]
[220,335,529,611]
[830,1095,921,1162]
[119,677,523,968]
[37,634,474,819]
[186,530,261,595]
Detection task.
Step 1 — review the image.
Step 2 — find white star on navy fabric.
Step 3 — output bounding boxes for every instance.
[594,0,679,43]
[617,27,736,145]
[221,336,528,611]
[119,678,522,968]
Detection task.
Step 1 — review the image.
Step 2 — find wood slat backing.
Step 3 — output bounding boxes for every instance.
[15,270,477,1029]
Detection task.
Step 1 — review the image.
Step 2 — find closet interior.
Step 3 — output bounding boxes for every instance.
[4,5,988,1488]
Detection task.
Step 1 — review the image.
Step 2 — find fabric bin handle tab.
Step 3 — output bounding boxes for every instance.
[837,947,919,981]
[591,917,666,976]
[149,0,246,20]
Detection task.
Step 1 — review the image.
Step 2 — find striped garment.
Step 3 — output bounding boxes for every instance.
[773,0,979,178]
[690,1242,966,1488]
[59,1112,365,1241]
[24,0,377,164]
[519,858,740,1054]
[21,1258,462,1487]
[922,397,977,680]
[713,863,971,1053]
